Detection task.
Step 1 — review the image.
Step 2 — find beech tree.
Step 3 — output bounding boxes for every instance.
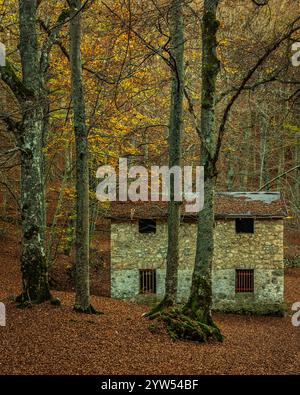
[164,0,184,307]
[0,0,67,304]
[69,0,96,313]
[181,0,222,339]
[145,0,222,341]
[148,0,184,312]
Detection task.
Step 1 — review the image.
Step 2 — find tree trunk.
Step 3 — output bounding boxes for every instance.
[147,0,223,342]
[18,0,51,303]
[294,133,300,210]
[241,125,250,190]
[225,149,234,191]
[259,111,269,190]
[165,0,184,305]
[69,0,95,313]
[184,163,215,326]
[183,0,222,332]
[146,0,184,315]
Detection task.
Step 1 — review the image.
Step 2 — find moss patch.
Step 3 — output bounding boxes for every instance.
[147,306,224,343]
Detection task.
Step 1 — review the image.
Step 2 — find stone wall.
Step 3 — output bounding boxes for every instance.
[212,219,284,313]
[110,219,284,313]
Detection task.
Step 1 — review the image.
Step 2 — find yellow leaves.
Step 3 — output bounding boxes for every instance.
[39,2,170,175]
[283,124,300,134]
[64,187,76,198]
[218,38,229,47]
[223,65,238,75]
[265,67,275,75]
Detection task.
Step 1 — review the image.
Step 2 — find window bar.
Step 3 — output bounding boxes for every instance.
[247,271,250,291]
[147,270,149,294]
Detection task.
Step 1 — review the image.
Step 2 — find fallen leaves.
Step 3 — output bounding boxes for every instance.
[0,223,299,375]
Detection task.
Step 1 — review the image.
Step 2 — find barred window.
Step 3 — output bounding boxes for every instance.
[236,269,254,293]
[139,269,156,294]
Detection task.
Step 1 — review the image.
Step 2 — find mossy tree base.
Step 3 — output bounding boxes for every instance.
[144,296,174,319]
[147,306,224,343]
[74,304,103,315]
[15,292,59,309]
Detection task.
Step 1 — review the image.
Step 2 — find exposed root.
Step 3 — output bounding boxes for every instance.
[15,288,53,308]
[144,297,174,319]
[50,297,61,306]
[147,306,224,343]
[74,304,103,315]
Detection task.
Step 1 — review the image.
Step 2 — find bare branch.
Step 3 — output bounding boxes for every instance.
[251,0,268,5]
[214,16,300,165]
[258,165,300,191]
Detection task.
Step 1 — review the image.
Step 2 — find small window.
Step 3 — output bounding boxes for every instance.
[139,219,156,234]
[236,269,254,293]
[139,269,156,294]
[236,218,254,234]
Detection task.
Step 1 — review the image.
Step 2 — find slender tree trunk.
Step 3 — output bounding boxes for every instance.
[46,151,70,266]
[259,111,269,190]
[18,0,51,303]
[241,126,250,190]
[225,149,234,191]
[148,0,223,342]
[294,133,300,208]
[146,0,184,315]
[165,0,184,305]
[277,128,285,190]
[69,0,95,313]
[178,0,222,340]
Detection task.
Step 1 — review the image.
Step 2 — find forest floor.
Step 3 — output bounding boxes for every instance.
[0,222,299,375]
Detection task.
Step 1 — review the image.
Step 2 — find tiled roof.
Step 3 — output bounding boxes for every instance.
[104,192,288,220]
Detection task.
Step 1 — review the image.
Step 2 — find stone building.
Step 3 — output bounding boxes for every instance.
[106,192,288,314]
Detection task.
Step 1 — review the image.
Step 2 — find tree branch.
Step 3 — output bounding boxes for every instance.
[39,9,71,74]
[0,61,30,103]
[183,87,214,158]
[214,16,300,165]
[0,180,21,211]
[251,0,268,5]
[258,165,300,191]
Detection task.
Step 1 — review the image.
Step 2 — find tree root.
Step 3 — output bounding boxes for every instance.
[50,297,61,306]
[144,297,175,319]
[147,306,224,343]
[15,289,53,308]
[74,304,103,315]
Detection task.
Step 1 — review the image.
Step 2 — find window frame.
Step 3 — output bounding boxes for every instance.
[138,218,157,234]
[235,218,255,234]
[139,269,157,294]
[235,269,254,294]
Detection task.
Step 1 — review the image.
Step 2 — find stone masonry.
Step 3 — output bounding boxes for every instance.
[110,218,285,314]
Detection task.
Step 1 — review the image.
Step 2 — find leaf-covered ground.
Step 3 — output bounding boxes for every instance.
[0,223,299,375]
